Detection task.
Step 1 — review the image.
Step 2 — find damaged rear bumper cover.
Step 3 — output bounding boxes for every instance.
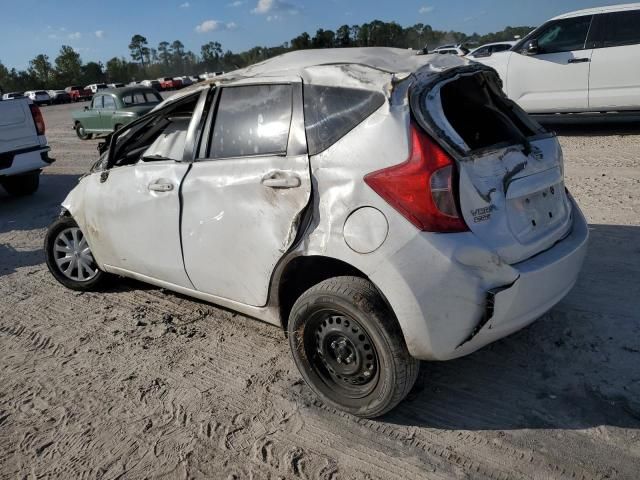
[371,198,589,361]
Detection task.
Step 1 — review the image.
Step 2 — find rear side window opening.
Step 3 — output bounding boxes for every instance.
[303,85,385,156]
[421,71,543,154]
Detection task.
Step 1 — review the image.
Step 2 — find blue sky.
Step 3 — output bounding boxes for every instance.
[0,0,626,70]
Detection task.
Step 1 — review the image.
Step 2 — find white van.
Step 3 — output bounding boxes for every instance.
[475,3,640,116]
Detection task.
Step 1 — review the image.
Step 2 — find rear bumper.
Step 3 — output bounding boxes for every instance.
[371,198,589,361]
[0,146,53,177]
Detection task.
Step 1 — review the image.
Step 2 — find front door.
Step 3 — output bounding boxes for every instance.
[506,15,594,113]
[100,94,117,131]
[79,160,193,287]
[85,95,103,131]
[180,81,311,306]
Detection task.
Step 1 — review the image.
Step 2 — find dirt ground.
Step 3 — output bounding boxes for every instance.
[1,100,639,480]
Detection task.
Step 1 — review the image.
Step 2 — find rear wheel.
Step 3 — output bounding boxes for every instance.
[1,172,40,196]
[44,216,106,291]
[288,276,419,418]
[75,122,92,140]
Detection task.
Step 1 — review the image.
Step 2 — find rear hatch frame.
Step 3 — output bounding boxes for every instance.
[408,64,574,265]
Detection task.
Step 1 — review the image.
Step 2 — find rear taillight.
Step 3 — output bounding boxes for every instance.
[364,124,468,233]
[29,104,46,136]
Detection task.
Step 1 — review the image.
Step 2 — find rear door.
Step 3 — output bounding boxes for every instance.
[506,15,594,113]
[417,69,573,264]
[588,9,640,110]
[180,80,311,306]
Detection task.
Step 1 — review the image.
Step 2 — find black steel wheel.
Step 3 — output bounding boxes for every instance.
[288,276,419,418]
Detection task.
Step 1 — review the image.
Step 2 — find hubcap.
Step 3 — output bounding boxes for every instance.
[53,227,99,282]
[306,312,379,398]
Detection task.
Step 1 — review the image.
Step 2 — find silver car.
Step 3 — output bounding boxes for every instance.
[44,48,588,417]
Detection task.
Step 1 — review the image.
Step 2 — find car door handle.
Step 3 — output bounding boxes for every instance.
[261,171,301,189]
[568,58,590,64]
[148,181,174,192]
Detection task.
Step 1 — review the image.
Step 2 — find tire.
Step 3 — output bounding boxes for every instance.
[44,216,107,291]
[288,276,419,418]
[75,122,92,140]
[1,172,40,196]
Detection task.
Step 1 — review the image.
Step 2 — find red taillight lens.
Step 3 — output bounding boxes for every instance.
[364,124,468,233]
[29,104,46,136]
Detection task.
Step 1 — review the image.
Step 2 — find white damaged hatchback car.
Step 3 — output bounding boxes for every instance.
[45,48,588,417]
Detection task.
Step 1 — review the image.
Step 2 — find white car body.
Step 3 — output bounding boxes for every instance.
[474,3,640,114]
[107,83,125,89]
[0,98,52,189]
[433,45,469,56]
[2,92,24,101]
[57,48,588,363]
[86,83,108,94]
[23,90,51,105]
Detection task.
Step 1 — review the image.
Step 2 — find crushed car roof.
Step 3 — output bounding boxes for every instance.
[161,47,471,108]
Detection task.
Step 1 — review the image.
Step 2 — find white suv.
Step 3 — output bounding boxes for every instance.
[44,48,588,417]
[474,3,640,116]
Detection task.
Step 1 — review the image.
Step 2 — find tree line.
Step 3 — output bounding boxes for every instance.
[0,21,533,92]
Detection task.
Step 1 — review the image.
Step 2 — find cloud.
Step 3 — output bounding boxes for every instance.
[48,33,59,40]
[418,5,434,14]
[180,1,190,7]
[251,0,298,16]
[95,30,105,38]
[195,20,238,33]
[228,0,245,6]
[68,32,81,40]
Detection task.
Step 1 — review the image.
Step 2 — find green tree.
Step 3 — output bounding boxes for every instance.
[81,61,104,85]
[129,34,150,69]
[54,45,82,86]
[158,41,171,66]
[29,54,52,86]
[335,25,352,47]
[201,41,222,70]
[290,32,311,50]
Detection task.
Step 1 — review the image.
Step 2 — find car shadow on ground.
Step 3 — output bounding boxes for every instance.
[0,173,80,233]
[385,223,640,431]
[0,173,80,277]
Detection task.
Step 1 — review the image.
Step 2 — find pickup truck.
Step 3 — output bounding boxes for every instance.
[65,86,92,102]
[0,98,53,196]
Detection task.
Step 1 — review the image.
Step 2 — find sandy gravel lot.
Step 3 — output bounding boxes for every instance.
[1,100,639,479]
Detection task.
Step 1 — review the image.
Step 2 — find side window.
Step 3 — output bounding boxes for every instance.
[602,10,640,47]
[536,16,592,54]
[111,94,200,167]
[492,44,511,53]
[472,47,489,57]
[92,95,103,109]
[103,95,116,110]
[209,84,293,159]
[303,85,385,156]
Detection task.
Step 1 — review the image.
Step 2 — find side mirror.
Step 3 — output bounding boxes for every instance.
[84,106,89,111]
[525,39,539,55]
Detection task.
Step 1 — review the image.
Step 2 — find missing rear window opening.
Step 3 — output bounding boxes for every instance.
[439,73,537,151]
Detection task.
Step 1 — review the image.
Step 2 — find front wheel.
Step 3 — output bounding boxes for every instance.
[288,276,419,418]
[75,122,92,140]
[44,216,107,291]
[1,172,40,196]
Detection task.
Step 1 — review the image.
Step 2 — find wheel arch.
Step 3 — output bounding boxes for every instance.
[276,255,393,332]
